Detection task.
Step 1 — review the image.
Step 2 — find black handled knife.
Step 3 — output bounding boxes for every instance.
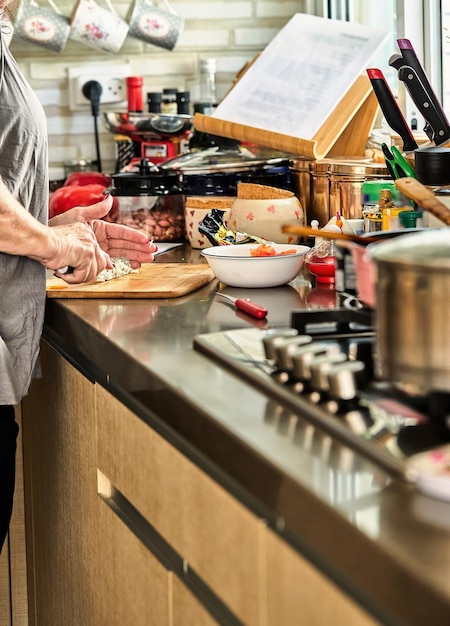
[389,53,433,140]
[367,68,418,153]
[397,38,447,122]
[397,65,450,145]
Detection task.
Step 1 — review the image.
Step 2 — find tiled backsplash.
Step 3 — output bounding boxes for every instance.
[9,0,308,175]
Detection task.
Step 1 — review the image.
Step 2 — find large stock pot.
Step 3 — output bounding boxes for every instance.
[370,229,450,393]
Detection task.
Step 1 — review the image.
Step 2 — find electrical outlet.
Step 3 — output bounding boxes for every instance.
[68,64,131,111]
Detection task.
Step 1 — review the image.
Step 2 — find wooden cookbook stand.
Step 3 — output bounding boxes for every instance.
[193,74,378,160]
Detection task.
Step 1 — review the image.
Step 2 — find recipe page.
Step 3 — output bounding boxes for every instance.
[214,14,390,139]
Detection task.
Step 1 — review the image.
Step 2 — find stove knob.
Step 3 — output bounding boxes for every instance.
[275,335,313,371]
[310,353,347,393]
[262,328,298,360]
[291,343,341,383]
[327,360,365,400]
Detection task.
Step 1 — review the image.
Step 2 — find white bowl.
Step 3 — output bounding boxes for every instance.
[201,243,309,288]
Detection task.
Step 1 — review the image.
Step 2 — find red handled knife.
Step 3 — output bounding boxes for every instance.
[215,292,268,319]
[366,68,418,153]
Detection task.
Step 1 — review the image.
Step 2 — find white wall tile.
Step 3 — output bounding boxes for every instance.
[8,0,305,169]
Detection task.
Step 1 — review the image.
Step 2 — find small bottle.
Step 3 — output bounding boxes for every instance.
[198,58,217,115]
[147,92,162,113]
[126,76,144,113]
[305,220,336,284]
[162,88,178,114]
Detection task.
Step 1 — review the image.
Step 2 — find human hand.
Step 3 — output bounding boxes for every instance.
[42,222,113,284]
[49,196,157,268]
[90,219,157,268]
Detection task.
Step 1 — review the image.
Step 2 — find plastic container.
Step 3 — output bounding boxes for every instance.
[106,159,185,242]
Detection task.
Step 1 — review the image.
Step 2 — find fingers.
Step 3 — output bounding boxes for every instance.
[92,219,152,244]
[106,246,156,266]
[78,194,114,221]
[48,195,113,227]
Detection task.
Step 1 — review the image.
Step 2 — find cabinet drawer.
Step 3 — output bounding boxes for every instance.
[94,495,170,626]
[265,529,379,626]
[96,385,263,625]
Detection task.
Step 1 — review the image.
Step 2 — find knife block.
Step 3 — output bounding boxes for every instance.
[193,74,379,160]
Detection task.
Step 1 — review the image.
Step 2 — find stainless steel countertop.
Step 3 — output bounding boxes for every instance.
[43,243,450,625]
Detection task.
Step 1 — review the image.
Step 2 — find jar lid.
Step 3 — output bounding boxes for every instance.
[110,159,182,195]
[414,147,450,185]
[162,146,288,174]
[398,210,423,228]
[328,161,387,176]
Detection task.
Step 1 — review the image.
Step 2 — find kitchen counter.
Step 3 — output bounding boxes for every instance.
[26,244,450,625]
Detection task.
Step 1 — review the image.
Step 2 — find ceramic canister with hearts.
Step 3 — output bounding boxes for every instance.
[184,197,234,249]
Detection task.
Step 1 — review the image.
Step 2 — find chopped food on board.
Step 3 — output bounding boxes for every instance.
[96,257,138,282]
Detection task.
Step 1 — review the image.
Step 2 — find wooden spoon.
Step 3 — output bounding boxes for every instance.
[281,225,383,244]
[395,177,450,225]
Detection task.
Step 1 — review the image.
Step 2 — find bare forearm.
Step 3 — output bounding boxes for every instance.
[0,180,56,263]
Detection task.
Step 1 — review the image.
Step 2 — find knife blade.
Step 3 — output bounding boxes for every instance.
[366,68,418,153]
[397,65,450,145]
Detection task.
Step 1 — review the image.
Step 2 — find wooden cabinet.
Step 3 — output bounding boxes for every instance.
[96,384,263,626]
[21,340,380,626]
[22,344,102,625]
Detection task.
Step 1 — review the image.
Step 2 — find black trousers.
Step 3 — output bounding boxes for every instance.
[0,405,19,553]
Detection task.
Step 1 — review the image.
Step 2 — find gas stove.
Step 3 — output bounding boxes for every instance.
[194,308,450,480]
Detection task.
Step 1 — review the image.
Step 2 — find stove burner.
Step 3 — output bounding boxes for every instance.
[194,306,450,479]
[291,307,374,336]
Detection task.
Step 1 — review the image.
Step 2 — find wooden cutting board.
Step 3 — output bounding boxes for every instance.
[46,263,216,299]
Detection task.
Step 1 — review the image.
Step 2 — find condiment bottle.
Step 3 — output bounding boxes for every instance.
[305,220,336,284]
[126,76,143,113]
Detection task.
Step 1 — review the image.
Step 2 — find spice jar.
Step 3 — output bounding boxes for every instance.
[328,160,388,220]
[162,88,178,114]
[106,159,185,242]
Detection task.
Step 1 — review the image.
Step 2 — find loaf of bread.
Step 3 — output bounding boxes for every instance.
[237,182,294,200]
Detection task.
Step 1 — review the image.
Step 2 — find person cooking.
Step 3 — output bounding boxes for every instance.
[0,5,157,552]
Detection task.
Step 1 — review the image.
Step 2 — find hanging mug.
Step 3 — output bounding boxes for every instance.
[70,0,129,55]
[127,0,184,51]
[13,0,71,53]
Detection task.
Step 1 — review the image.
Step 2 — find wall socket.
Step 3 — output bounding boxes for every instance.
[68,64,131,111]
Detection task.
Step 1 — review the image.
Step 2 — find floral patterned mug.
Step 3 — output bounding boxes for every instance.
[14,0,71,53]
[70,0,129,55]
[127,0,184,51]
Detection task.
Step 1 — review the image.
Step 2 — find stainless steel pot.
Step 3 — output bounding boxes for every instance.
[370,229,450,393]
